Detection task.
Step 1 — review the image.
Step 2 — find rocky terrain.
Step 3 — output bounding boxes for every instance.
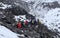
[0,0,60,38]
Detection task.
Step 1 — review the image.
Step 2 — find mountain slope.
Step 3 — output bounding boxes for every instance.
[22,0,60,36]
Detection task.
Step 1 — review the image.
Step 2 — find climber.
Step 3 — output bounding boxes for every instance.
[31,19,37,25]
[24,20,28,27]
[34,19,37,25]
[17,19,22,29]
[30,19,34,25]
[25,20,28,25]
[37,19,42,25]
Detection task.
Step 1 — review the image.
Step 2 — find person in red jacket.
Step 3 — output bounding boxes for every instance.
[17,19,22,29]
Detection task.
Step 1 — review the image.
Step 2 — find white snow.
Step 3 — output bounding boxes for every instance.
[42,8,60,31]
[0,2,11,9]
[0,25,19,38]
[14,15,26,22]
[14,15,30,22]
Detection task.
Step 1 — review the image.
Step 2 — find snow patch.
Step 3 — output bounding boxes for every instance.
[0,2,11,9]
[39,8,60,34]
[0,25,19,38]
[14,15,30,22]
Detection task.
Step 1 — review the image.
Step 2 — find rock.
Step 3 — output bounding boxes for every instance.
[10,6,28,15]
[42,1,60,9]
[26,14,35,19]
[0,0,30,12]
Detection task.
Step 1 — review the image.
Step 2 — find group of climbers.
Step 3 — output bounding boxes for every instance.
[16,18,41,29]
[16,19,29,29]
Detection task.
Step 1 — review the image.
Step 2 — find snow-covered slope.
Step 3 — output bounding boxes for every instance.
[22,0,60,35]
[42,8,60,32]
[0,25,19,38]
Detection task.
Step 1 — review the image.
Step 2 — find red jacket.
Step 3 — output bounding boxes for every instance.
[17,22,22,29]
